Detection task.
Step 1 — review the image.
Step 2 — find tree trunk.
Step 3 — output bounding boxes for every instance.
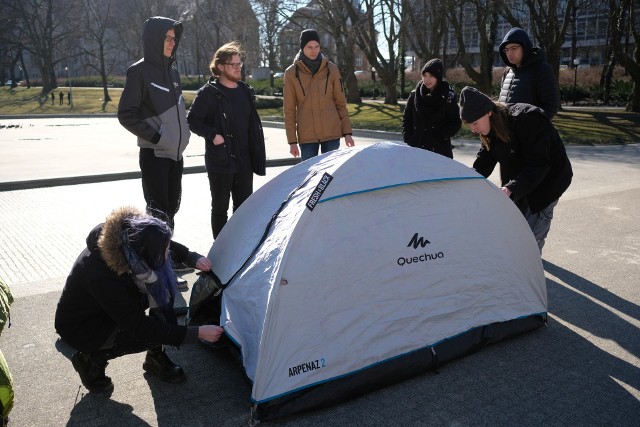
[345,73,361,103]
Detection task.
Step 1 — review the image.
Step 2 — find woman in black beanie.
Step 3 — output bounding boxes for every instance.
[402,58,461,158]
[459,86,573,253]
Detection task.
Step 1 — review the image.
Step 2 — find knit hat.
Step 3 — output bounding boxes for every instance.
[300,29,320,50]
[421,58,443,81]
[459,86,495,123]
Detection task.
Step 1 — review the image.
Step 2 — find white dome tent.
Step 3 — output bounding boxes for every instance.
[196,141,546,421]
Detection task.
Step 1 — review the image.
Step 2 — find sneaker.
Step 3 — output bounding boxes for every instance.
[71,352,114,393]
[143,348,186,383]
[176,276,189,291]
[172,262,194,273]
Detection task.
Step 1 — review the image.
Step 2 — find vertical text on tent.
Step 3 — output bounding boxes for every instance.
[306,172,334,211]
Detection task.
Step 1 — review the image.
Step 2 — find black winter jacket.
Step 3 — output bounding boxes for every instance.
[473,104,572,213]
[54,207,200,352]
[187,78,266,176]
[402,80,461,158]
[117,17,190,161]
[498,28,560,120]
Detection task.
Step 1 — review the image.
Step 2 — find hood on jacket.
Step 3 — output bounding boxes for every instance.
[142,16,183,67]
[293,51,327,73]
[499,27,540,68]
[97,206,147,275]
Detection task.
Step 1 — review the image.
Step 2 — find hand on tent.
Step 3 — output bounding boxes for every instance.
[344,134,355,147]
[198,325,224,342]
[195,256,211,272]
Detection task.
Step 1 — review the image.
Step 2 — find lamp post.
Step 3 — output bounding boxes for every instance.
[572,58,580,106]
[65,66,73,107]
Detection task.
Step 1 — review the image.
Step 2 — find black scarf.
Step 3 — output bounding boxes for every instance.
[414,80,449,119]
[299,51,323,75]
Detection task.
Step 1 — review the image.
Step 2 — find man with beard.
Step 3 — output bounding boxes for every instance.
[187,42,266,239]
[402,59,461,158]
[283,29,355,161]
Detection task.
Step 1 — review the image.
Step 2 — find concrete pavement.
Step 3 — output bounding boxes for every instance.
[0,116,638,425]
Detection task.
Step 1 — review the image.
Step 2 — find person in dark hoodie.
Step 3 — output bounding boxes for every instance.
[187,42,266,239]
[117,17,190,232]
[283,29,355,161]
[459,87,572,253]
[498,27,560,120]
[402,58,461,158]
[55,206,224,393]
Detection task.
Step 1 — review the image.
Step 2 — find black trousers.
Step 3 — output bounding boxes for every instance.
[207,171,253,238]
[139,148,184,230]
[91,308,170,362]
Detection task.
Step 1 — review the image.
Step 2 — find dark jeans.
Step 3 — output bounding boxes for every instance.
[139,148,184,230]
[207,171,253,238]
[300,139,340,161]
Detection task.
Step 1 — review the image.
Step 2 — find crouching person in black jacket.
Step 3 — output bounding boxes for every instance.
[55,206,224,393]
[459,87,573,253]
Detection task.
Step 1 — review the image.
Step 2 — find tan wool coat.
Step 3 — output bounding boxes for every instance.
[283,55,352,145]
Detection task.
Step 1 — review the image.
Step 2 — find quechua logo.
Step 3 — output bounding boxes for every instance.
[407,232,430,249]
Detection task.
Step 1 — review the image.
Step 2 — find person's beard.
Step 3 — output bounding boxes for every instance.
[220,68,241,83]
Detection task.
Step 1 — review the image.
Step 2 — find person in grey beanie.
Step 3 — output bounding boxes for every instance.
[459,86,572,253]
[283,29,355,161]
[402,58,461,158]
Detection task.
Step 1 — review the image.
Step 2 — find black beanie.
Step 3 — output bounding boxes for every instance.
[300,29,320,50]
[459,86,495,123]
[421,58,443,80]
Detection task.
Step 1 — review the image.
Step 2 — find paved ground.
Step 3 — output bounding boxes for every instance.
[0,116,638,426]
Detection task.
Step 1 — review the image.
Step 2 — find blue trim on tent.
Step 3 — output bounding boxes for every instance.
[250,311,547,404]
[318,176,485,204]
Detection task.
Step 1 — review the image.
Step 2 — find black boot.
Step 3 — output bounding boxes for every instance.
[71,351,114,393]
[142,346,185,383]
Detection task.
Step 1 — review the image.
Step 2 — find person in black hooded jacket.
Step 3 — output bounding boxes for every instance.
[55,206,224,393]
[498,27,560,120]
[187,42,266,239]
[118,16,190,231]
[402,59,461,159]
[459,87,572,253]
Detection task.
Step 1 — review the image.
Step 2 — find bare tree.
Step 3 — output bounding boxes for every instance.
[299,0,362,103]
[112,0,181,62]
[79,0,118,109]
[403,0,449,67]
[500,0,575,83]
[251,0,300,69]
[5,0,77,95]
[447,0,500,93]
[0,1,24,87]
[342,0,403,104]
[609,0,640,111]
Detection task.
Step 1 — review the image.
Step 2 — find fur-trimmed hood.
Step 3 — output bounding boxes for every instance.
[95,206,147,275]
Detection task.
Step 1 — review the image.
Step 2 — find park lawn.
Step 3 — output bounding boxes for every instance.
[1,86,639,145]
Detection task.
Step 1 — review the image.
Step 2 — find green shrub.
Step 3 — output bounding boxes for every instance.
[256,97,283,109]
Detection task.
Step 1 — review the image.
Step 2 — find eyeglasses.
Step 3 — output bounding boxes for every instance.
[223,62,243,69]
[503,45,521,53]
[164,35,176,43]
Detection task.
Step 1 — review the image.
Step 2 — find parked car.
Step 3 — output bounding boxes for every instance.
[273,72,284,78]
[4,80,12,86]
